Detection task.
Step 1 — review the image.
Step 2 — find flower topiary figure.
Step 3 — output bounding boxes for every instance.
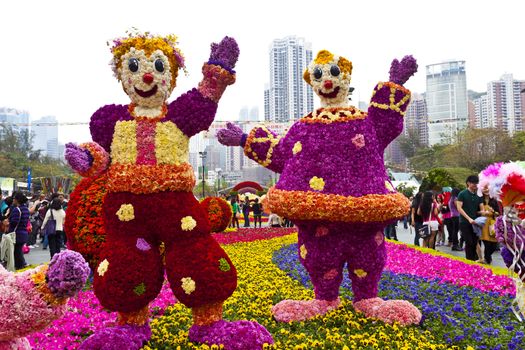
[0,251,89,350]
[218,51,422,325]
[65,31,272,349]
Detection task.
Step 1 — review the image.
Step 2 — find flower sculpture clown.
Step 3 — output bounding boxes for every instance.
[478,162,525,320]
[65,32,273,349]
[218,51,422,325]
[0,251,89,350]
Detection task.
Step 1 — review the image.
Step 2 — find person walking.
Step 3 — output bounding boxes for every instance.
[229,197,240,229]
[417,191,439,249]
[456,175,482,261]
[42,198,66,259]
[252,198,263,228]
[478,185,499,264]
[8,192,30,270]
[447,188,462,251]
[268,212,282,228]
[242,196,251,228]
[411,192,423,246]
[384,222,398,241]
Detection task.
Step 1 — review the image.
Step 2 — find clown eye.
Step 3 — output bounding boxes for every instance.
[330,65,340,77]
[313,67,323,80]
[128,58,139,72]
[154,59,164,73]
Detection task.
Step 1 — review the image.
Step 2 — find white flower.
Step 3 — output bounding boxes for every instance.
[181,277,196,295]
[97,259,109,276]
[181,216,197,231]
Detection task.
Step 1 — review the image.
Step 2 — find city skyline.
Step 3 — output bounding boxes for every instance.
[1,1,524,144]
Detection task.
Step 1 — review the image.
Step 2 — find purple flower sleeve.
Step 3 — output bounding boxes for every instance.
[243,125,296,174]
[167,88,218,137]
[368,82,411,151]
[89,104,127,152]
[168,61,235,137]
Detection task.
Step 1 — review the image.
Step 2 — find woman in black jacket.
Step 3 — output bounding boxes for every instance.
[9,192,30,269]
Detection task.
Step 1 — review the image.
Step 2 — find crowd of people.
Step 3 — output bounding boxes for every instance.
[0,191,68,271]
[1,177,499,271]
[400,175,500,264]
[228,195,293,229]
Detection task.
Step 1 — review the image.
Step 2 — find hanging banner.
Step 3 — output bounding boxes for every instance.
[39,176,72,194]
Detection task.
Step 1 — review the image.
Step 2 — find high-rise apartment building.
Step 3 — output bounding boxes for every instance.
[472,94,489,129]
[32,115,59,158]
[266,36,313,122]
[486,74,525,134]
[404,93,429,146]
[425,61,468,145]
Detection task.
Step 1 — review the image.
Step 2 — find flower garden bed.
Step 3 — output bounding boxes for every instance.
[28,228,523,349]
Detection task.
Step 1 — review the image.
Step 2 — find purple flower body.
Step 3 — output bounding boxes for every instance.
[296,221,386,302]
[274,120,389,197]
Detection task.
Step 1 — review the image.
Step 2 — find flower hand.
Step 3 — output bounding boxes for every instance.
[389,55,418,85]
[208,36,239,72]
[217,122,245,146]
[65,143,93,174]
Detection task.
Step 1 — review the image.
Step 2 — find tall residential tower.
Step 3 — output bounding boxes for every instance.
[266,36,314,122]
[425,61,468,145]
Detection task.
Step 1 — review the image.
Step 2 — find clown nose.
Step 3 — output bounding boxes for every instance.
[143,73,154,85]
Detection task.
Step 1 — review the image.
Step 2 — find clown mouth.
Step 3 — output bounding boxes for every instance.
[319,86,340,99]
[134,85,158,98]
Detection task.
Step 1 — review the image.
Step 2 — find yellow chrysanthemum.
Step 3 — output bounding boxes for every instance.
[181,277,196,295]
[30,266,47,285]
[97,259,109,277]
[314,50,335,65]
[181,216,197,231]
[292,141,302,155]
[309,176,325,191]
[385,181,395,192]
[300,244,307,259]
[116,203,135,221]
[354,269,368,278]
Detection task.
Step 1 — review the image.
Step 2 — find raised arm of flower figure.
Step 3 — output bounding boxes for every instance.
[217,122,296,174]
[168,37,239,137]
[368,55,418,150]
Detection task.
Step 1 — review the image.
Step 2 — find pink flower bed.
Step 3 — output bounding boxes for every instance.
[27,281,176,350]
[212,227,296,245]
[385,242,515,296]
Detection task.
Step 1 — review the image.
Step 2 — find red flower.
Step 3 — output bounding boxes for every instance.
[200,197,232,233]
[65,174,108,270]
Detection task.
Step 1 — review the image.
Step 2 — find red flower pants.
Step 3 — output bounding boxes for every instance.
[93,192,237,312]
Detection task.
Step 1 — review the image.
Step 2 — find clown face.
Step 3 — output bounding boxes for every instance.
[118,47,173,108]
[306,57,351,108]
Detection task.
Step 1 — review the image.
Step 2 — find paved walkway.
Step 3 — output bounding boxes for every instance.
[392,223,506,268]
[23,224,507,269]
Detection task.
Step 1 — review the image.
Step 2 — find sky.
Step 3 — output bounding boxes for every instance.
[1,0,524,143]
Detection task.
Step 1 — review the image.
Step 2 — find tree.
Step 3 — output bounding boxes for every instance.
[193,180,215,199]
[511,131,525,160]
[397,128,423,159]
[440,128,516,171]
[0,124,73,182]
[396,183,416,198]
[408,144,446,172]
[419,168,461,192]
